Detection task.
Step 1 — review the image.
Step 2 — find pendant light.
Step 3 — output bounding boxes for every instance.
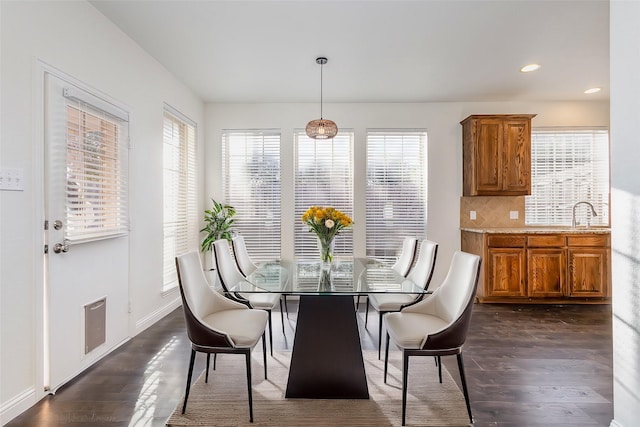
[306,57,338,139]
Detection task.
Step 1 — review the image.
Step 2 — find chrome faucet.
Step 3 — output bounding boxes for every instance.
[572,201,598,228]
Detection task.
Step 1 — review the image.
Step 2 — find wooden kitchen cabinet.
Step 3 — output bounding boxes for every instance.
[461,114,536,196]
[567,235,610,298]
[461,230,610,303]
[527,235,565,298]
[487,247,526,297]
[485,235,526,298]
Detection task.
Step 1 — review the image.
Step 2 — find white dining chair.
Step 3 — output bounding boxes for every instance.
[392,236,420,276]
[213,239,284,356]
[232,235,289,318]
[366,239,438,359]
[175,251,268,423]
[357,237,419,310]
[383,250,481,425]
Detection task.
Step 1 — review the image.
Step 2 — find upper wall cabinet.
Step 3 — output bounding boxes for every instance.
[461,114,537,196]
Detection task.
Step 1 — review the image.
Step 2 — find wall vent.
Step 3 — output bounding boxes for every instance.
[84,298,106,354]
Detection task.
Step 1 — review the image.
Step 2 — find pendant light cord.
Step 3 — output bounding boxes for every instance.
[320,61,324,119]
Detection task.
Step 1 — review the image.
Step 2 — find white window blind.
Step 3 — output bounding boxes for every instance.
[222,131,281,261]
[294,131,354,258]
[366,131,428,260]
[63,91,129,243]
[163,106,197,290]
[525,129,609,226]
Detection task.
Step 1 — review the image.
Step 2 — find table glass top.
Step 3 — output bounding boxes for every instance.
[229,258,426,295]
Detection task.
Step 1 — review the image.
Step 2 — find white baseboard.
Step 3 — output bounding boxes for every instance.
[0,387,36,426]
[134,296,181,335]
[610,420,624,427]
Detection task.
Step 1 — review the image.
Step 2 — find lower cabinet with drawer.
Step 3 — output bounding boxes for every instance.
[461,230,610,303]
[566,235,610,298]
[527,235,566,298]
[486,235,526,298]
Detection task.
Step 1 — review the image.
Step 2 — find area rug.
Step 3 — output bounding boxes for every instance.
[166,351,472,426]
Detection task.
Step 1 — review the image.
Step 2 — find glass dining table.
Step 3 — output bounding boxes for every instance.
[228,257,428,400]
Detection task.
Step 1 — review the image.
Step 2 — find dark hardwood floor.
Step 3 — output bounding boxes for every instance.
[7,302,613,426]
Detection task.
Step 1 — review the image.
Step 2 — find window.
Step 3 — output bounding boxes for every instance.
[526,129,609,226]
[294,131,354,258]
[222,131,281,261]
[366,131,428,259]
[63,87,129,243]
[163,106,197,291]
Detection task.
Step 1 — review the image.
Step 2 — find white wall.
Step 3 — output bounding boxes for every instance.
[205,101,609,283]
[0,0,618,423]
[610,2,640,426]
[0,1,204,423]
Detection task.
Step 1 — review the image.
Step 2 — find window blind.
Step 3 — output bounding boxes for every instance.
[163,107,197,290]
[63,92,129,243]
[222,131,281,261]
[525,129,609,226]
[366,131,428,260]
[294,131,354,259]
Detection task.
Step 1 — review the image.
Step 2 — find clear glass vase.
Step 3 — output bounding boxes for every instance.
[318,269,333,292]
[317,237,335,265]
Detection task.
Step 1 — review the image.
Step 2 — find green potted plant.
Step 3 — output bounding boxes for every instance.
[200,198,236,252]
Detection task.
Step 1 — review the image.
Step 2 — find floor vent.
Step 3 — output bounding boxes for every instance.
[84,298,106,354]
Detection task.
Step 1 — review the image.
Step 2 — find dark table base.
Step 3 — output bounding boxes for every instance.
[285,295,369,399]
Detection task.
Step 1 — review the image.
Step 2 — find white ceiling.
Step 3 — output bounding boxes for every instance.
[89,0,609,104]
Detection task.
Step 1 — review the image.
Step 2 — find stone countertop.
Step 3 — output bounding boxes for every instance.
[461,227,611,234]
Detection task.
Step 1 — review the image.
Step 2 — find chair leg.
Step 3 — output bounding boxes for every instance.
[402,350,409,426]
[383,332,391,383]
[244,350,254,423]
[262,331,268,379]
[438,355,442,383]
[205,353,210,383]
[267,309,273,356]
[213,353,217,370]
[279,298,286,334]
[355,295,360,311]
[378,312,384,360]
[283,295,289,319]
[457,353,474,424]
[364,298,370,328]
[182,349,196,414]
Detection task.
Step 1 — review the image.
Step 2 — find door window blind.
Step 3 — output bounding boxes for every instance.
[366,131,428,260]
[163,106,197,290]
[63,90,129,243]
[525,129,609,226]
[294,131,354,258]
[222,131,281,261]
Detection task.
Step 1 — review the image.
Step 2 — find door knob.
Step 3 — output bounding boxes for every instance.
[53,240,70,254]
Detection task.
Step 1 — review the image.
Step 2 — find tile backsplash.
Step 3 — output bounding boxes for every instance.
[460,196,526,228]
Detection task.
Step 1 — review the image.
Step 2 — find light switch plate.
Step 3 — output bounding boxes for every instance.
[0,168,24,191]
[509,210,519,220]
[470,210,477,220]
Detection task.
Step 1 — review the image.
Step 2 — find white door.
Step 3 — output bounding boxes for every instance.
[44,72,130,391]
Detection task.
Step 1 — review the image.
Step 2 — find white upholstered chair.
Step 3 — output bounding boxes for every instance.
[357,237,419,310]
[383,250,481,425]
[366,239,438,358]
[175,251,268,423]
[231,235,289,319]
[231,235,258,276]
[213,239,283,356]
[392,236,420,276]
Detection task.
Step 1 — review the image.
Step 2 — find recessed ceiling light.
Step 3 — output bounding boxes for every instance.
[584,87,601,94]
[520,64,541,73]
